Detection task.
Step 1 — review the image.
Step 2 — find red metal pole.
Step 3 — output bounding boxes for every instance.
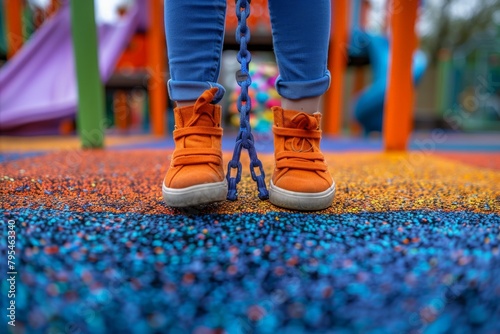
[323,0,349,135]
[148,0,167,136]
[5,0,24,59]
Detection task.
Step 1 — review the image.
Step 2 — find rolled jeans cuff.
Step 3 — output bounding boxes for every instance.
[168,80,225,104]
[275,71,331,100]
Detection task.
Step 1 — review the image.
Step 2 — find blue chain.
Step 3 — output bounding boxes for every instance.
[226,0,269,201]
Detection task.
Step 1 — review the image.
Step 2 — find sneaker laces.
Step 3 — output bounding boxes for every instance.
[290,112,318,153]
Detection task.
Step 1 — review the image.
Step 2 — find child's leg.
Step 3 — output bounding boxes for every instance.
[162,0,227,207]
[268,0,331,113]
[165,0,227,105]
[267,0,335,211]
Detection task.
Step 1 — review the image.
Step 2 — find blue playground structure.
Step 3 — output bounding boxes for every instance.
[349,0,428,133]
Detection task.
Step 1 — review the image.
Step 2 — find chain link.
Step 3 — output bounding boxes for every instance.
[226,0,269,201]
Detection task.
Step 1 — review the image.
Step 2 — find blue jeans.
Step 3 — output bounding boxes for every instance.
[165,0,331,103]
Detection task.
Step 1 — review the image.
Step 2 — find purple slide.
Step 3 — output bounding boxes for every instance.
[0,3,141,133]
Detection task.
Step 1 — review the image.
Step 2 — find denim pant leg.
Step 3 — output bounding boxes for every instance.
[164,0,226,103]
[268,0,331,99]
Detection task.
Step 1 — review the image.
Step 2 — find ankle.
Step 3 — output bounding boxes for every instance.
[281,97,321,114]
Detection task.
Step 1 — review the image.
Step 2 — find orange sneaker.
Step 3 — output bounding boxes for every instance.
[162,88,227,207]
[270,107,335,210]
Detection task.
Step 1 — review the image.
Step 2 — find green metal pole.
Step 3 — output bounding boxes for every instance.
[436,49,452,118]
[0,2,7,56]
[70,0,105,148]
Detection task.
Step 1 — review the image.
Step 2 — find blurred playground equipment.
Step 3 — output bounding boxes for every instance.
[225,0,426,149]
[226,59,278,134]
[438,31,500,132]
[323,0,424,150]
[348,1,428,134]
[0,0,498,150]
[0,0,166,146]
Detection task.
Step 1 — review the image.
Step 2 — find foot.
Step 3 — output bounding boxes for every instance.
[162,88,227,207]
[269,107,335,210]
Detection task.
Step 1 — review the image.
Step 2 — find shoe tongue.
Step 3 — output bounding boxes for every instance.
[281,109,320,130]
[174,87,220,128]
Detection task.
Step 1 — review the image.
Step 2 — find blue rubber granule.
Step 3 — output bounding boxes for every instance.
[1,209,500,334]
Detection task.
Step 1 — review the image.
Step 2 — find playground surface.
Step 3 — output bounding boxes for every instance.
[1,134,499,333]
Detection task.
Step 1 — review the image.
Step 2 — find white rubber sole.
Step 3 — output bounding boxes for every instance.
[162,180,228,207]
[269,180,336,211]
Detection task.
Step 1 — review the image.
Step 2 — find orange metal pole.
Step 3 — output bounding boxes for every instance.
[323,0,349,135]
[383,0,418,151]
[148,0,167,136]
[5,0,24,59]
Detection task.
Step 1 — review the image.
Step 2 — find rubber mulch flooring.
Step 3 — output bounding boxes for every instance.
[1,150,499,333]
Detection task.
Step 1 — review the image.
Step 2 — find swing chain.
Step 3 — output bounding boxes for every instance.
[226,0,269,201]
